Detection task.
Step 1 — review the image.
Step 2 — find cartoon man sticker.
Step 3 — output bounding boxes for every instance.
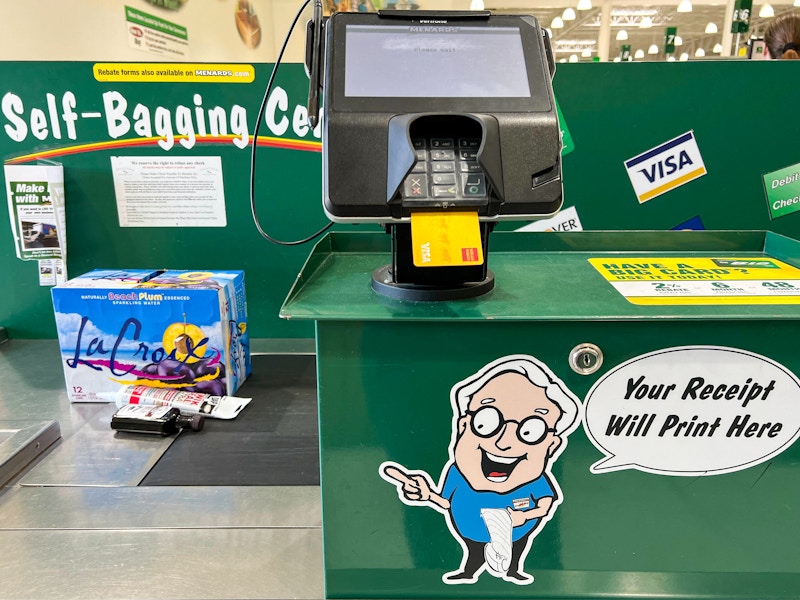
[380,355,581,585]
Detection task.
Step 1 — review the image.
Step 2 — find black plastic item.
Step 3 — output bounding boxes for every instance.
[369,222,495,301]
[111,405,204,436]
[320,11,563,223]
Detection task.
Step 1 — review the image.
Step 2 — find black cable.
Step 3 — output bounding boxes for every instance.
[249,0,333,246]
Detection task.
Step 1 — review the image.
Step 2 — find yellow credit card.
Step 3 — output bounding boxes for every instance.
[410,211,484,267]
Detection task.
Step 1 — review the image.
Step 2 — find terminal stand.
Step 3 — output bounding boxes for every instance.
[371,222,495,301]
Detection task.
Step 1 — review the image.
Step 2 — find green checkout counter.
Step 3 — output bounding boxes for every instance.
[281,230,800,599]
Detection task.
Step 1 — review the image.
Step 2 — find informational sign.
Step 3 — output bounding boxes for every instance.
[555,100,574,156]
[624,131,707,204]
[583,346,800,476]
[93,62,255,84]
[110,156,226,227]
[763,161,800,219]
[731,0,753,33]
[38,258,66,286]
[4,163,66,261]
[664,27,677,54]
[125,5,189,58]
[589,256,800,304]
[515,206,583,232]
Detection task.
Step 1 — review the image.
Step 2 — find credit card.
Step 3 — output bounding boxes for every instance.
[410,211,484,267]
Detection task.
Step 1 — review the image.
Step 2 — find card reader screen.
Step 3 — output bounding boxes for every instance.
[344,25,532,98]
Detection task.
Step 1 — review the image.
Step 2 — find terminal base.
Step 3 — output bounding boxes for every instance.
[371,265,494,301]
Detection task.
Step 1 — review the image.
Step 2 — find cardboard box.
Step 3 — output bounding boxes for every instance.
[51,269,250,402]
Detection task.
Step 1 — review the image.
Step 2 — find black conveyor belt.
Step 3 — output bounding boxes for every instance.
[141,354,320,486]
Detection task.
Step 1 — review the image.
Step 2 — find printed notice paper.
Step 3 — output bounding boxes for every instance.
[111,156,226,227]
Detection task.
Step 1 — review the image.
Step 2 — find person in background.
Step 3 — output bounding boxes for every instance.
[764,13,800,59]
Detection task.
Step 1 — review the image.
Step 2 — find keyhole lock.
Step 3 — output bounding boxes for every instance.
[569,343,603,375]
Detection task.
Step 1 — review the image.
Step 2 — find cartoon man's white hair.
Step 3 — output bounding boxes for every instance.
[452,355,580,435]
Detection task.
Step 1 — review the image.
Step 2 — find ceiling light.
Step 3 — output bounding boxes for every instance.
[759,3,774,17]
[582,48,592,57]
[469,0,484,9]
[634,49,645,58]
[640,16,653,28]
[569,54,579,62]
[713,42,723,53]
[680,52,689,61]
[577,0,593,10]
[563,7,577,20]
[648,44,659,54]
[616,29,628,40]
[795,0,800,7]
[677,0,692,13]
[705,22,718,34]
[551,16,564,28]
[675,35,683,46]
[695,48,706,57]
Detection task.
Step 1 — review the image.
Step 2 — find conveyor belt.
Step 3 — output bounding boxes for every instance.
[141,353,320,486]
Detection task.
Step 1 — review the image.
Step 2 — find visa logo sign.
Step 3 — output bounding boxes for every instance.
[624,131,707,204]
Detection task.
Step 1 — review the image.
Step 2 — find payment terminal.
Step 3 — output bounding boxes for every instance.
[307,9,563,299]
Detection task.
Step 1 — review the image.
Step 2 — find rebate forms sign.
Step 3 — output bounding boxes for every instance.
[624,131,707,203]
[589,256,800,305]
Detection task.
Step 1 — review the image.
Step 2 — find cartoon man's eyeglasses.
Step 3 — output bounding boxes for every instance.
[466,406,555,445]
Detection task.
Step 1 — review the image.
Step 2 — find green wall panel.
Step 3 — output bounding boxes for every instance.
[2,60,799,339]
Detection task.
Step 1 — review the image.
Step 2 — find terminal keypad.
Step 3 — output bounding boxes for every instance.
[402,138,488,202]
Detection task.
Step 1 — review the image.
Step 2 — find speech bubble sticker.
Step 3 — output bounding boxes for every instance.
[583,346,800,476]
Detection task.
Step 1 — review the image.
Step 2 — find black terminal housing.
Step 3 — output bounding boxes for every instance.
[319,10,562,223]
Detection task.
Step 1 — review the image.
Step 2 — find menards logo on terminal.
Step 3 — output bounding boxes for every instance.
[1,62,321,160]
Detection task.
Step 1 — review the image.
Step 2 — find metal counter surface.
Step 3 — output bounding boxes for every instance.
[0,339,324,600]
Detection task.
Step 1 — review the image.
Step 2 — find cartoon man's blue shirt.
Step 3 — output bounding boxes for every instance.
[440,464,556,543]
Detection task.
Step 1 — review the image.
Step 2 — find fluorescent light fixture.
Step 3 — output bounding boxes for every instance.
[634,48,645,58]
[577,0,593,10]
[695,48,706,57]
[680,52,689,61]
[616,29,628,40]
[759,3,774,17]
[675,35,683,46]
[640,16,653,28]
[551,16,565,28]
[705,22,718,33]
[563,7,577,20]
[469,0,485,9]
[677,0,692,12]
[648,44,659,54]
[713,42,723,53]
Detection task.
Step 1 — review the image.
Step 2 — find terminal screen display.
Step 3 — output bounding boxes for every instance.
[344,25,532,98]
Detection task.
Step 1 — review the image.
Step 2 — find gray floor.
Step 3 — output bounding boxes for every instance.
[0,339,324,600]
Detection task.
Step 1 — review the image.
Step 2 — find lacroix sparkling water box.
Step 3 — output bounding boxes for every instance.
[51,269,250,402]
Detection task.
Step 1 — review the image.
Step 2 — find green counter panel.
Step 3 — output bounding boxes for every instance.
[283,231,800,599]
